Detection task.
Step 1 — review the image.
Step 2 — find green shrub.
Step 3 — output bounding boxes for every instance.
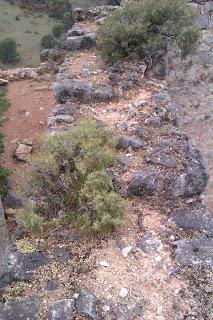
[0,38,19,64]
[20,120,127,235]
[41,34,56,49]
[98,0,200,63]
[52,24,65,38]
[62,12,74,29]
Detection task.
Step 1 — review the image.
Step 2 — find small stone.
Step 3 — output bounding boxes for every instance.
[0,78,8,86]
[121,246,132,257]
[81,69,90,78]
[14,143,33,162]
[119,287,128,298]
[155,256,162,262]
[100,260,109,267]
[22,138,33,146]
[102,305,110,312]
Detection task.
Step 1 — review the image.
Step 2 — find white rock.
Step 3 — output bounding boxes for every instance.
[121,246,132,257]
[102,305,110,312]
[99,260,109,267]
[119,287,128,298]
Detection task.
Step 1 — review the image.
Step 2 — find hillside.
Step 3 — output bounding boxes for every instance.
[0,1,212,319]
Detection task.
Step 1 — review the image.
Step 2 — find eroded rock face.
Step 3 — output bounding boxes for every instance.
[129,169,159,196]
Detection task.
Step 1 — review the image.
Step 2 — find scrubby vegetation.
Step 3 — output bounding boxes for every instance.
[98,0,200,63]
[0,38,19,64]
[0,89,10,198]
[19,120,127,235]
[41,34,56,49]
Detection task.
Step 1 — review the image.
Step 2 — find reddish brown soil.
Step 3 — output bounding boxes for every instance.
[1,79,54,190]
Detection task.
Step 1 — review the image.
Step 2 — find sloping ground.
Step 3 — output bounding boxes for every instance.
[2,79,54,189]
[0,15,212,320]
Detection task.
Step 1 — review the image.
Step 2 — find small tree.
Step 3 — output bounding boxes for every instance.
[41,34,56,49]
[98,0,200,63]
[0,38,19,64]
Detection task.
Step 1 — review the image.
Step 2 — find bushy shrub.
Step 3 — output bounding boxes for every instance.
[41,34,56,49]
[20,120,127,235]
[48,0,72,19]
[98,0,200,63]
[62,12,74,29]
[0,38,19,64]
[52,24,65,38]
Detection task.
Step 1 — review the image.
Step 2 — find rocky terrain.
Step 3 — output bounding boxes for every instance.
[0,2,212,320]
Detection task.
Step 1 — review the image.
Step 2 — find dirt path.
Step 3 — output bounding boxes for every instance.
[2,79,54,190]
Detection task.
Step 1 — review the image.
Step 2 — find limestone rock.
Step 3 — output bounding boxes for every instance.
[67,25,84,37]
[146,141,178,168]
[92,84,113,101]
[174,239,213,267]
[0,78,8,86]
[168,144,208,198]
[76,288,100,320]
[0,297,40,320]
[3,192,23,209]
[8,251,51,281]
[168,205,213,235]
[116,136,145,150]
[14,143,32,162]
[129,169,159,196]
[52,103,77,116]
[53,79,92,103]
[137,233,162,253]
[48,299,75,320]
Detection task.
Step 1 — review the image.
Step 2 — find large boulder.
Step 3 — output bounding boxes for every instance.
[129,169,159,196]
[53,79,92,103]
[168,205,213,235]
